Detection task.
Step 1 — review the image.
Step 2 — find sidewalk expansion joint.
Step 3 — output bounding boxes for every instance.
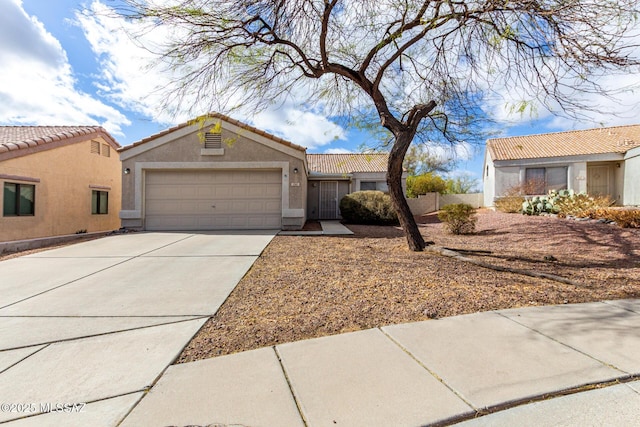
[0,343,50,375]
[602,300,640,316]
[0,316,210,352]
[495,310,629,374]
[273,346,309,427]
[378,327,478,411]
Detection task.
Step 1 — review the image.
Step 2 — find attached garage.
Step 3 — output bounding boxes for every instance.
[118,113,308,231]
[145,169,282,230]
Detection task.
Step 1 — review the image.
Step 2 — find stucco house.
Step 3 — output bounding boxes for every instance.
[119,114,400,230]
[119,114,308,231]
[483,125,640,207]
[0,126,122,243]
[307,153,400,220]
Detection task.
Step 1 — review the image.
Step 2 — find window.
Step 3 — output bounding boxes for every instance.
[91,190,108,214]
[3,182,35,216]
[360,181,377,191]
[91,140,100,154]
[524,167,567,195]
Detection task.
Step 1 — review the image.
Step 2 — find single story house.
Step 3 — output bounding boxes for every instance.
[307,153,402,220]
[119,114,401,230]
[119,114,308,231]
[0,126,122,243]
[483,125,640,207]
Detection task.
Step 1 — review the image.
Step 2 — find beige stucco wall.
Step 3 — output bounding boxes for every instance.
[623,147,640,205]
[120,122,307,229]
[407,193,439,215]
[0,137,121,242]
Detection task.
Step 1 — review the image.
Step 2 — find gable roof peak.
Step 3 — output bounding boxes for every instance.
[119,112,306,153]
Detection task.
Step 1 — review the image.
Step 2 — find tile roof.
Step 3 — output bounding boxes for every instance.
[119,112,306,153]
[0,126,120,157]
[307,153,389,174]
[487,124,640,161]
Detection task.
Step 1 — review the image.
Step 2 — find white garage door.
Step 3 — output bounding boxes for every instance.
[145,170,282,230]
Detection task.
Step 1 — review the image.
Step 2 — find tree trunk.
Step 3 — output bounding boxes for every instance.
[387,132,427,251]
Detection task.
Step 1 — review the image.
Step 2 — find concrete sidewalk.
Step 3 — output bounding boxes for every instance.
[120,299,640,427]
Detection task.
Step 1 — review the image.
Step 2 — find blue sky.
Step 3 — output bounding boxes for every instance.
[2,0,639,185]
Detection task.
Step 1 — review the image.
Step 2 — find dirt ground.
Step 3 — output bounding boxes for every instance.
[177,210,640,363]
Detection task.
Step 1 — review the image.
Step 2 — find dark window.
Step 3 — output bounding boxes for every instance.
[91,190,108,215]
[524,167,567,195]
[360,181,377,191]
[3,182,35,216]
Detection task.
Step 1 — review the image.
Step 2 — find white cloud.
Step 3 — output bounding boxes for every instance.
[324,147,353,154]
[251,107,346,149]
[0,0,130,134]
[76,1,348,148]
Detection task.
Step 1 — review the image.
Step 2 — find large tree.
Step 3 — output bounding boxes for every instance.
[116,0,640,251]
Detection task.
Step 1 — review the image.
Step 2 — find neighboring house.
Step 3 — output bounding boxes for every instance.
[119,114,308,231]
[0,126,122,242]
[307,153,402,220]
[483,125,640,207]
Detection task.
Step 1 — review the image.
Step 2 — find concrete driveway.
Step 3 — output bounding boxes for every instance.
[0,231,276,425]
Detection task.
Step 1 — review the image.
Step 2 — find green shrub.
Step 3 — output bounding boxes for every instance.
[406,173,447,198]
[339,191,399,225]
[522,195,559,215]
[438,203,477,234]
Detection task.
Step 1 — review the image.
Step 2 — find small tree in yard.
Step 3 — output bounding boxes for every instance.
[115,0,640,251]
[438,203,477,235]
[407,173,448,197]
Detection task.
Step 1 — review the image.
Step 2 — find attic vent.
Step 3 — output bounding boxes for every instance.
[204,132,222,149]
[102,144,110,157]
[91,140,100,154]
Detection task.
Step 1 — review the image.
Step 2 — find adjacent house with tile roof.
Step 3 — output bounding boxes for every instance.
[0,126,122,243]
[483,125,640,207]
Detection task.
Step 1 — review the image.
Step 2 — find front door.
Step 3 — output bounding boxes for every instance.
[587,165,611,197]
[319,181,339,219]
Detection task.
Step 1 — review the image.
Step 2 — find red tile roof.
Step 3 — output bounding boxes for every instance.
[307,153,389,174]
[488,125,640,161]
[0,126,120,157]
[119,113,306,153]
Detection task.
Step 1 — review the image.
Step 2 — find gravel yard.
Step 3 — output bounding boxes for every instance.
[178,210,640,363]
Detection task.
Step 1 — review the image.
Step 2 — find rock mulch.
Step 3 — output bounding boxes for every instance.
[177,210,640,363]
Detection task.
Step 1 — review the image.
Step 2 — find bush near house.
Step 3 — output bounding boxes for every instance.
[521,190,614,217]
[438,203,477,235]
[586,208,640,228]
[494,195,525,213]
[339,191,399,225]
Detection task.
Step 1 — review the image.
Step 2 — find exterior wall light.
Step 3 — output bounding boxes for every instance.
[124,168,131,174]
[293,167,299,174]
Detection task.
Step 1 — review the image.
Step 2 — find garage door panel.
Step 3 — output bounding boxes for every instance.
[145,170,282,230]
